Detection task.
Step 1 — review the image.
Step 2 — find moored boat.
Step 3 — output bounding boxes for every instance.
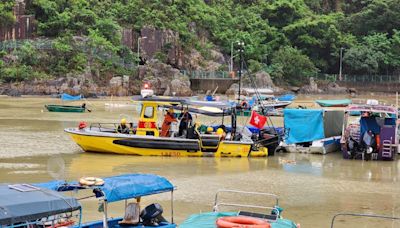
[341,104,398,160]
[315,99,352,107]
[45,104,86,112]
[180,189,299,228]
[36,173,176,228]
[278,109,344,154]
[0,183,81,227]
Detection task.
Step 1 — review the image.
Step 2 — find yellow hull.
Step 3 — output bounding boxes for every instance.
[67,130,267,157]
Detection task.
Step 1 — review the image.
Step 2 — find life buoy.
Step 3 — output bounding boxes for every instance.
[53,220,75,228]
[216,216,271,228]
[79,177,105,186]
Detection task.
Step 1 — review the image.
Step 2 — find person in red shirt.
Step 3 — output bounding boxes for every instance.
[160,108,177,137]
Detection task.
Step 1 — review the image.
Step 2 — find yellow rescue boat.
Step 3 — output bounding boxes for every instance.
[65,96,269,157]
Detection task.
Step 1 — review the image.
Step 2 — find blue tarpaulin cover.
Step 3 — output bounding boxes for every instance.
[284,109,325,144]
[180,212,298,228]
[276,94,296,102]
[35,174,174,203]
[0,184,81,225]
[61,93,82,101]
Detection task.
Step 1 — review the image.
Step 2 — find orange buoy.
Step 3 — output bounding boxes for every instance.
[216,216,271,228]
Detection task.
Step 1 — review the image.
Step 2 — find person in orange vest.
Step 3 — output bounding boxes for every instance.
[160,108,177,137]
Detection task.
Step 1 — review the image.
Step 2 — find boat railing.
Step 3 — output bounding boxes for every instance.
[212,190,280,220]
[89,122,137,133]
[330,213,400,228]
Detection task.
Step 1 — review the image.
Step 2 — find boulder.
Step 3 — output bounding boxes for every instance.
[299,77,322,94]
[324,82,348,94]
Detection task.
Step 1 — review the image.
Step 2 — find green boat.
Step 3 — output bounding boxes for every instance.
[315,99,352,107]
[45,104,86,112]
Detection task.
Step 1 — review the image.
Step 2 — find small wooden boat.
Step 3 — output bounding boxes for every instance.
[45,104,86,112]
[316,99,351,107]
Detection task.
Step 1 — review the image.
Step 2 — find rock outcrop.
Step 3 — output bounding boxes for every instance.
[138,60,192,96]
[299,77,322,93]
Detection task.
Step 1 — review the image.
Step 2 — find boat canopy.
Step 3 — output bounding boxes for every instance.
[0,184,81,225]
[162,105,232,117]
[61,93,82,101]
[346,104,397,115]
[35,174,174,203]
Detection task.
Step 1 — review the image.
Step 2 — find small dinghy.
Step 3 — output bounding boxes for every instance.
[45,104,86,112]
[315,99,351,107]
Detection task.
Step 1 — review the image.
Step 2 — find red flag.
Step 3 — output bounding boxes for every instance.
[249,111,267,129]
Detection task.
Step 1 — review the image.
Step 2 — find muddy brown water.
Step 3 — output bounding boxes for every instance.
[0,95,399,227]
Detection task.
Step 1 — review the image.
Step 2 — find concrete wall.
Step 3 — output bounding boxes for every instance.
[190,78,238,93]
[0,1,36,42]
[337,81,400,93]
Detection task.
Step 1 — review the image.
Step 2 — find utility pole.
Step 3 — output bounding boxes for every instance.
[237,41,244,104]
[137,36,147,66]
[339,47,344,81]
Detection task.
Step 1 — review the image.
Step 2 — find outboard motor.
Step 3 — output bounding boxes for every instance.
[140,203,167,226]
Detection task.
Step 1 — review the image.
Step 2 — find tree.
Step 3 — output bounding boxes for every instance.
[271,46,318,85]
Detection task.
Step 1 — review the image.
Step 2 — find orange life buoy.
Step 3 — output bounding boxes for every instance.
[216,216,271,228]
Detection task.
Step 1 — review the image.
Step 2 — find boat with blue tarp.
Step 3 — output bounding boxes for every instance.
[278,109,344,154]
[180,189,299,228]
[0,183,82,227]
[35,173,176,228]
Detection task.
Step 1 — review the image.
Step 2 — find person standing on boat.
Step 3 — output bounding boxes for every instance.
[178,107,193,136]
[161,108,177,137]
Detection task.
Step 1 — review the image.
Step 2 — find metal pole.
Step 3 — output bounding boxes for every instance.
[103,200,108,228]
[237,41,244,104]
[339,47,344,81]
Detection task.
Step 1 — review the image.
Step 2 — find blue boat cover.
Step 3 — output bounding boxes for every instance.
[35,174,174,203]
[61,93,82,101]
[276,94,296,101]
[0,184,81,225]
[180,212,298,228]
[284,109,325,144]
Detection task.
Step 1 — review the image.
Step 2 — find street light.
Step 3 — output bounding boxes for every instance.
[137,36,147,65]
[339,47,344,81]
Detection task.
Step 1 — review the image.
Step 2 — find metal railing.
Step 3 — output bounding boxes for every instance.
[312,74,400,83]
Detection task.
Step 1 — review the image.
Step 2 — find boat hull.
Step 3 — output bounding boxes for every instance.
[280,136,341,154]
[65,128,263,157]
[45,105,85,113]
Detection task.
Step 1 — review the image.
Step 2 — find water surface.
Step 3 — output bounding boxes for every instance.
[0,95,399,227]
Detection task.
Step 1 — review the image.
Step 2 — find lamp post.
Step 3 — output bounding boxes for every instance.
[339,47,344,81]
[237,41,244,104]
[137,36,147,65]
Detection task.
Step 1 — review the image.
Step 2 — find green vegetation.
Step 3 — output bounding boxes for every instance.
[1,0,400,84]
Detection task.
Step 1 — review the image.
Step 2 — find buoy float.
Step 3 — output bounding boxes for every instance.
[79,177,105,186]
[216,216,271,228]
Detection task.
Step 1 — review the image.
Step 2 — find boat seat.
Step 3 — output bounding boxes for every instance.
[118,203,140,226]
[238,211,277,221]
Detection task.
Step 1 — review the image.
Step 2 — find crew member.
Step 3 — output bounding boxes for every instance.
[160,108,177,137]
[117,118,130,134]
[178,107,193,136]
